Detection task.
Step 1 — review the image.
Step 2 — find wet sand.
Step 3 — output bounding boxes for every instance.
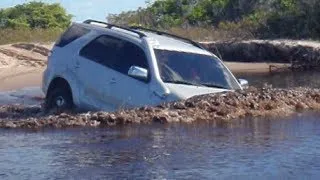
[0,69,43,91]
[225,62,289,73]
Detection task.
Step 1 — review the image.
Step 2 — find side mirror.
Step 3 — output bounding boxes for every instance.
[238,79,249,88]
[128,66,148,81]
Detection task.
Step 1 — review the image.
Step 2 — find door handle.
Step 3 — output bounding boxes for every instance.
[75,62,80,69]
[110,78,116,84]
[153,90,169,99]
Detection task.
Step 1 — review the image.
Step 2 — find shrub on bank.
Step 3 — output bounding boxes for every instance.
[0,1,69,45]
[0,1,71,29]
[108,0,320,40]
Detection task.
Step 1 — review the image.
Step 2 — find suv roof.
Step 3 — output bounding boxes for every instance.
[78,19,211,55]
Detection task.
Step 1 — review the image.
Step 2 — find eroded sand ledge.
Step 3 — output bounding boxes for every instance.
[1,87,320,129]
[201,40,320,69]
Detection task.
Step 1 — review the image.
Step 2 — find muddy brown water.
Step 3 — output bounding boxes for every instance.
[1,71,320,179]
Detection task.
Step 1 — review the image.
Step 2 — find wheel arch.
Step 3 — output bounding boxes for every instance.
[46,76,80,107]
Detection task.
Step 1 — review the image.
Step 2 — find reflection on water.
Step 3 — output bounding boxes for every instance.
[235,71,320,88]
[0,113,320,179]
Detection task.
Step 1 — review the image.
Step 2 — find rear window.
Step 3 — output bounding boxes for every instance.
[55,25,90,47]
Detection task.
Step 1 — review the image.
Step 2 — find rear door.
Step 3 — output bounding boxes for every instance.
[76,35,157,111]
[76,35,118,111]
[104,37,157,109]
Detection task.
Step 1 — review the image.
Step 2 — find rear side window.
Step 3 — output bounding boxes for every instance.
[79,35,148,76]
[56,25,90,47]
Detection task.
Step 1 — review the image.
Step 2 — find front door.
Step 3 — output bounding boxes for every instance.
[99,36,157,109]
[77,34,158,111]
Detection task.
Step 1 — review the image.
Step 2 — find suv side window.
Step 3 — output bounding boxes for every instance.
[79,35,149,77]
[56,25,90,47]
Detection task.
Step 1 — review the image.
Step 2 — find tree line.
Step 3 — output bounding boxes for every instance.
[1,1,319,40]
[107,0,320,39]
[0,1,71,30]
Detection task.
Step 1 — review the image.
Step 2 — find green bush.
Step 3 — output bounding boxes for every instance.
[0,1,71,29]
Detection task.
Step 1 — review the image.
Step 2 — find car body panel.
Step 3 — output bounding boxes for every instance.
[165,83,229,99]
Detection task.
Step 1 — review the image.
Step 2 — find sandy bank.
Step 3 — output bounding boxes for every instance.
[201,40,320,69]
[225,62,290,73]
[0,43,50,91]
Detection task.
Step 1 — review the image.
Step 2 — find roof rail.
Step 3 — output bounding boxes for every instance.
[83,19,146,38]
[130,26,205,49]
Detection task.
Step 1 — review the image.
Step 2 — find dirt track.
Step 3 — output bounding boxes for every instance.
[0,43,51,91]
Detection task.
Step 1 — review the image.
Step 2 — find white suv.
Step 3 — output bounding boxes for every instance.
[42,20,247,112]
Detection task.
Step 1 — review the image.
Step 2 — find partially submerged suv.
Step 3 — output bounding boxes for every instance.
[42,19,247,111]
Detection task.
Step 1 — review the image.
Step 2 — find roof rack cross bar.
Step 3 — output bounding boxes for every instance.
[83,19,146,38]
[129,26,205,50]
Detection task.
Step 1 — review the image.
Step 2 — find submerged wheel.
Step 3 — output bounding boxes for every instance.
[45,87,74,111]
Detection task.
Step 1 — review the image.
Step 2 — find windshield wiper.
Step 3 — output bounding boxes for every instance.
[164,80,203,87]
[201,83,227,89]
[164,80,227,89]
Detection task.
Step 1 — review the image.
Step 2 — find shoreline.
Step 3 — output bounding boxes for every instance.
[225,62,290,73]
[1,39,320,91]
[0,69,43,91]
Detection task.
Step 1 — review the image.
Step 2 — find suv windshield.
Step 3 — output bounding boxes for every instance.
[154,49,240,90]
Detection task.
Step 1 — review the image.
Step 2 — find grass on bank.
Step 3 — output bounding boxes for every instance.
[0,28,63,45]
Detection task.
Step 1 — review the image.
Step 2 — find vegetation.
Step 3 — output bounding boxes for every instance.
[1,0,319,44]
[108,0,320,40]
[0,1,71,29]
[0,1,71,44]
